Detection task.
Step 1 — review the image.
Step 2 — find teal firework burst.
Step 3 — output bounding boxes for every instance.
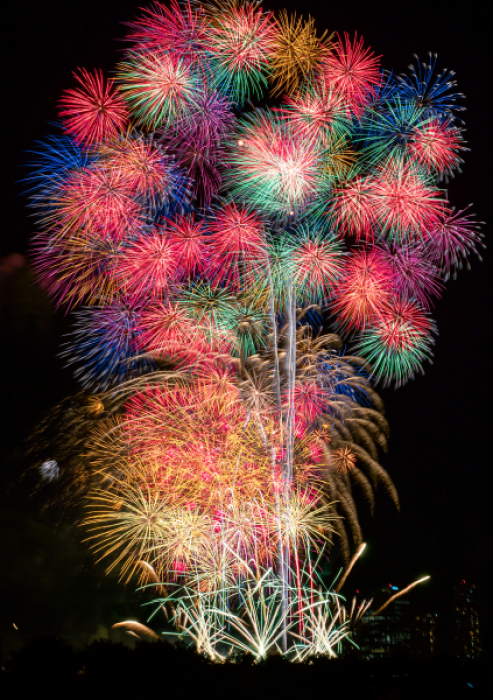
[226,109,327,220]
[354,299,437,387]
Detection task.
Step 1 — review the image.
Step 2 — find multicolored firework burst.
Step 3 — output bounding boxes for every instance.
[28,0,481,661]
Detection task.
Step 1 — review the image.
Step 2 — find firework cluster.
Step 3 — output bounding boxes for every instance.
[28,0,481,658]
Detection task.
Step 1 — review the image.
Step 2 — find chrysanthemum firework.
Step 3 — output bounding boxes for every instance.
[320,33,381,118]
[58,69,129,148]
[354,299,437,387]
[227,109,326,218]
[204,0,277,102]
[331,249,394,331]
[269,10,332,96]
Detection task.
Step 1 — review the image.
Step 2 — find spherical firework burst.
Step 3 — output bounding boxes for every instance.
[354,299,437,387]
[331,249,394,331]
[117,50,202,129]
[58,69,129,148]
[204,0,277,102]
[320,33,381,118]
[227,109,325,218]
[269,11,332,96]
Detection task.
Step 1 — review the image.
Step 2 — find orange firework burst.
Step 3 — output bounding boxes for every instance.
[333,446,356,473]
[269,11,333,96]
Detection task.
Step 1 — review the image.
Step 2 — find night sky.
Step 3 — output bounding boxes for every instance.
[1,0,492,655]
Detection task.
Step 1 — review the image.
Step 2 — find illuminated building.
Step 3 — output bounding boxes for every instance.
[358,585,412,658]
[453,581,482,660]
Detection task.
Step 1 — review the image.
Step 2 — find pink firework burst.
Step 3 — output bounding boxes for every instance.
[320,33,381,118]
[208,203,266,287]
[291,381,325,424]
[331,248,394,331]
[279,79,349,145]
[372,158,447,240]
[330,175,378,241]
[58,69,128,149]
[117,50,201,129]
[138,302,195,354]
[422,206,484,279]
[101,136,183,209]
[165,214,209,277]
[112,228,180,301]
[291,231,345,303]
[206,1,277,99]
[55,164,143,241]
[409,118,465,179]
[124,0,208,66]
[138,302,231,370]
[380,242,443,309]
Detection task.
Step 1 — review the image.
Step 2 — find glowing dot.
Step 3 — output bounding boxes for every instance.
[238,139,244,146]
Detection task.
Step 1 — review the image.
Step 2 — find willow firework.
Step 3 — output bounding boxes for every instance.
[28,0,482,660]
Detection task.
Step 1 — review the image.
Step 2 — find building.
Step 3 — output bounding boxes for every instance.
[411,612,438,659]
[453,581,482,660]
[357,585,412,659]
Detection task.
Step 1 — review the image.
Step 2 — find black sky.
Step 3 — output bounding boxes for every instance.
[1,0,492,652]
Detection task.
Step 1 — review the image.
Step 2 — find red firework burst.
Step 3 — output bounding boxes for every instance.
[372,158,447,239]
[279,80,349,144]
[102,136,180,207]
[138,302,195,354]
[138,302,233,371]
[124,0,208,65]
[331,248,394,330]
[291,233,345,302]
[291,381,325,424]
[55,164,143,241]
[165,214,209,277]
[59,69,128,148]
[330,175,378,240]
[376,299,434,353]
[112,229,180,300]
[320,33,381,117]
[409,118,464,178]
[207,203,266,287]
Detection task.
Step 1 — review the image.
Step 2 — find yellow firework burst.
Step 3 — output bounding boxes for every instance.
[269,11,334,96]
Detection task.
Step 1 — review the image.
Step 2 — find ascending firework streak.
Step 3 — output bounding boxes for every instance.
[27,0,482,659]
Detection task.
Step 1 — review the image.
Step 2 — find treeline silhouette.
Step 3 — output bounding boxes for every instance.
[0,636,488,699]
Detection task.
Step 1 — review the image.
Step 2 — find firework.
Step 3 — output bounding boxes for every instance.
[354,299,437,387]
[380,241,443,309]
[330,174,379,241]
[117,50,202,130]
[320,33,381,118]
[59,69,128,148]
[331,249,394,331]
[125,0,208,66]
[372,157,447,240]
[27,0,480,663]
[289,226,345,304]
[423,206,484,280]
[204,0,277,102]
[207,202,267,287]
[227,109,325,218]
[62,301,153,391]
[396,53,465,120]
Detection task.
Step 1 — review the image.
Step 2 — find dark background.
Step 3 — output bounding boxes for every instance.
[1,0,491,656]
